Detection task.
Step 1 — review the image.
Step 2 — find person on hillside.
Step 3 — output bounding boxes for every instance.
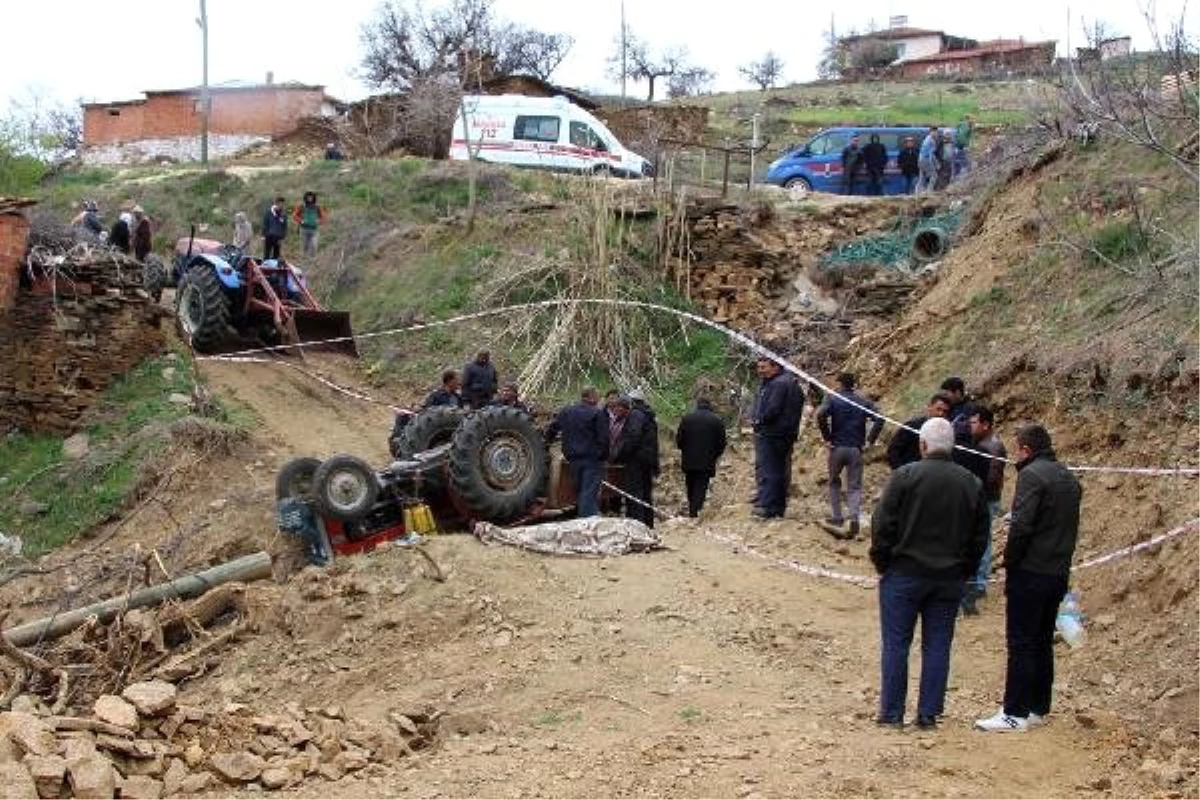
[871,417,989,730]
[886,392,952,471]
[108,212,131,254]
[71,200,104,240]
[816,373,885,539]
[462,350,498,410]
[262,197,288,261]
[676,396,727,517]
[325,141,345,161]
[954,114,975,178]
[424,369,464,409]
[975,423,1081,733]
[131,205,153,262]
[750,356,805,520]
[898,136,920,195]
[233,211,254,253]
[610,396,658,528]
[861,133,889,196]
[292,191,326,258]
[915,126,940,194]
[935,130,956,191]
[958,406,1008,615]
[841,134,864,195]
[544,386,609,518]
[490,382,530,414]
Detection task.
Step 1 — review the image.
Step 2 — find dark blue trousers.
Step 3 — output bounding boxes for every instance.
[753,435,793,516]
[878,571,964,722]
[570,460,604,517]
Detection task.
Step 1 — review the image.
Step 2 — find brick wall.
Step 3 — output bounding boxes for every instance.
[0,213,30,312]
[83,86,326,148]
[0,267,168,434]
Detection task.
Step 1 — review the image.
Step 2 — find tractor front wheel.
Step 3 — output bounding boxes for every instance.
[313,454,380,521]
[176,264,231,352]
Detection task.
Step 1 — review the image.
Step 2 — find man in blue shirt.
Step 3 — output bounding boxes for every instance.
[816,373,884,538]
[545,386,609,517]
[915,126,940,194]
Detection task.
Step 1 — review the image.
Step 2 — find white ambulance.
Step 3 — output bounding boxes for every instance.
[448,94,653,179]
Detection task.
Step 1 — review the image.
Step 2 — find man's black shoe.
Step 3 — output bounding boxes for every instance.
[875,716,903,730]
[961,595,979,616]
[916,715,937,730]
[848,520,861,538]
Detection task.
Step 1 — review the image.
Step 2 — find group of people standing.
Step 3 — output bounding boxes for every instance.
[806,368,1083,733]
[70,199,154,261]
[843,114,975,196]
[233,192,327,262]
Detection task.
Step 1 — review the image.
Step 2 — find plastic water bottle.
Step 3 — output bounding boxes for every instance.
[1055,591,1085,649]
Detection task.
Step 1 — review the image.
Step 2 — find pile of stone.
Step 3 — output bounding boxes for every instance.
[0,680,441,798]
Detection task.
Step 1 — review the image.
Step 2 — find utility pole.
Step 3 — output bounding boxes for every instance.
[620,0,627,100]
[198,0,210,167]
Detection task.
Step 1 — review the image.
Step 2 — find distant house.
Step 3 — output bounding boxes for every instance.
[81,80,345,165]
[897,39,1057,78]
[839,20,1055,79]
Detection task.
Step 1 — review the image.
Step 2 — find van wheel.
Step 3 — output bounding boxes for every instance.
[784,176,812,199]
[592,164,612,178]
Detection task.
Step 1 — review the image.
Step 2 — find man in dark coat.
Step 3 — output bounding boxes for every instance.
[262,197,288,261]
[132,206,152,262]
[897,136,920,194]
[424,369,464,408]
[841,135,864,195]
[544,386,609,517]
[750,357,804,519]
[886,392,952,470]
[611,396,658,527]
[872,417,989,730]
[462,350,498,409]
[675,397,727,517]
[861,133,889,196]
[975,424,1082,733]
[815,373,884,537]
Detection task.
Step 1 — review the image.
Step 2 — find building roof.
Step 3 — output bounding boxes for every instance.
[901,39,1055,63]
[842,27,944,43]
[81,82,328,109]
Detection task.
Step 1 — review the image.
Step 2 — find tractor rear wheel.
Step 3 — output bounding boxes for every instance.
[448,407,547,522]
[176,264,231,352]
[312,454,379,521]
[395,406,465,458]
[276,457,323,501]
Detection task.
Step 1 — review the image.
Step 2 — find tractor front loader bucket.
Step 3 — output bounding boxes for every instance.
[290,309,359,357]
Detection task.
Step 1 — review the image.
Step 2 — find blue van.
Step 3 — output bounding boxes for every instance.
[764,126,930,197]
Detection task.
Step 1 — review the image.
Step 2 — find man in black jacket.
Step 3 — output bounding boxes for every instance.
[675,397,727,517]
[861,133,889,196]
[976,423,1081,733]
[262,197,288,261]
[462,350,498,409]
[886,392,952,470]
[816,373,884,538]
[750,357,804,519]
[871,417,989,730]
[545,387,609,517]
[611,396,658,527]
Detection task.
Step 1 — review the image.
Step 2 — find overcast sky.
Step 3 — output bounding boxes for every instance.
[1,0,1193,113]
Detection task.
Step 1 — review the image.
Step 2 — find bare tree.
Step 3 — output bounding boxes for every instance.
[4,91,81,162]
[359,0,493,90]
[485,24,574,81]
[816,22,844,80]
[608,33,709,101]
[740,52,786,91]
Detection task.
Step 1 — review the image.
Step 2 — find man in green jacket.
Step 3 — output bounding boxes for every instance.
[953,114,975,178]
[292,191,326,258]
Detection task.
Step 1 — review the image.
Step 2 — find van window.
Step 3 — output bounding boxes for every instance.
[515,115,561,143]
[809,132,849,156]
[569,121,610,152]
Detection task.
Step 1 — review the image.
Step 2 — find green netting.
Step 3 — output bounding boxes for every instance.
[819,207,965,271]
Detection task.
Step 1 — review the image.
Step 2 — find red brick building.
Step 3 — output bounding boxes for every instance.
[897,39,1057,79]
[81,82,341,165]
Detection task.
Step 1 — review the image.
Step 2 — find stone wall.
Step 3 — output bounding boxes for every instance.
[82,134,269,166]
[0,258,170,434]
[0,211,30,312]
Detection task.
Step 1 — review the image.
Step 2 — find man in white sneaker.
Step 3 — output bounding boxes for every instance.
[975,423,1082,733]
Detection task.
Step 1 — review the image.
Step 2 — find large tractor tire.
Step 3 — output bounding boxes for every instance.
[142,254,168,303]
[175,264,231,352]
[448,406,548,522]
[312,454,379,522]
[394,406,465,458]
[276,457,323,501]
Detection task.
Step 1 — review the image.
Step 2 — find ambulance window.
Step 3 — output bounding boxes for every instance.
[515,115,561,143]
[569,121,589,147]
[587,127,608,152]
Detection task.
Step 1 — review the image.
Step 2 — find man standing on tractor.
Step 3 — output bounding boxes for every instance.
[262,197,288,261]
[462,350,498,409]
[292,191,326,258]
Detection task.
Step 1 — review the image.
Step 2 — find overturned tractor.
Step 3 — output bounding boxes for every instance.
[277,405,613,557]
[172,232,356,356]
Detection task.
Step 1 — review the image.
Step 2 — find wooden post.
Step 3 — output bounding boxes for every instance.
[2,551,272,648]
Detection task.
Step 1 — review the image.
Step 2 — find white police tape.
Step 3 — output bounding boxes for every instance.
[1072,518,1199,571]
[194,298,1199,479]
[200,354,415,414]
